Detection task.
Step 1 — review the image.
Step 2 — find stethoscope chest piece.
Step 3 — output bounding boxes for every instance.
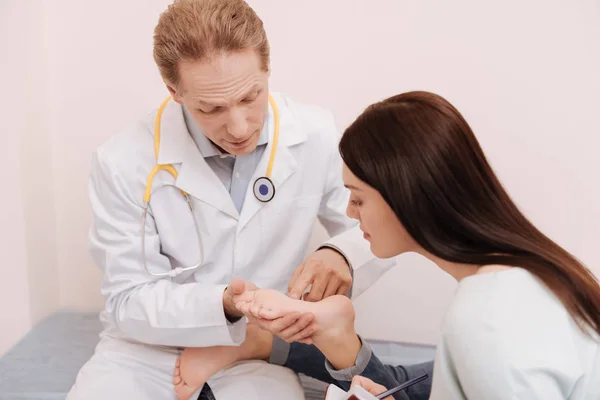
[253,176,275,202]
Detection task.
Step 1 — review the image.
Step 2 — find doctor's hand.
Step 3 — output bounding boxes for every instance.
[223,279,257,320]
[247,313,318,344]
[288,248,352,302]
[231,286,319,344]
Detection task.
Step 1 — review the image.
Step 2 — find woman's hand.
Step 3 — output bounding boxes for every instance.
[351,376,392,400]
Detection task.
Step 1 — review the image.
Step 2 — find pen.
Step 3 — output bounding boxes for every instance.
[375,372,429,399]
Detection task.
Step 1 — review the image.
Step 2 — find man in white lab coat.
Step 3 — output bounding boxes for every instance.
[67,0,396,399]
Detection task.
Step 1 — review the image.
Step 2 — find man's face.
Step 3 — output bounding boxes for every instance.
[169,50,270,155]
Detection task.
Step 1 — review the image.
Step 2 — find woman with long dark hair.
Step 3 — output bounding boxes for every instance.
[231,91,600,399]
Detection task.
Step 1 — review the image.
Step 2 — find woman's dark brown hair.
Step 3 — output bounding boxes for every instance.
[340,91,600,336]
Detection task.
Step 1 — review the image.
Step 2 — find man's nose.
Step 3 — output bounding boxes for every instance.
[226,108,248,139]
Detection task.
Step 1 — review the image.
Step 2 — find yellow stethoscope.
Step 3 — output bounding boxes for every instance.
[141,94,281,277]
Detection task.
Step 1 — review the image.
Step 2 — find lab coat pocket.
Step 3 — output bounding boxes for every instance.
[150,184,208,272]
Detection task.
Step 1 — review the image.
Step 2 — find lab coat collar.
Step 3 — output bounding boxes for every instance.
[237,92,304,230]
[155,93,306,221]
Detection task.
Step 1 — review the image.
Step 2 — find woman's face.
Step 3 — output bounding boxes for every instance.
[342,164,418,258]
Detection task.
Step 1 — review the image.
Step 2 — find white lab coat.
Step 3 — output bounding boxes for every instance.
[67,92,395,399]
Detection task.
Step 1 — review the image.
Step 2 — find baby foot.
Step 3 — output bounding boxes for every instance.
[172,325,273,400]
[173,357,200,400]
[173,345,238,400]
[234,288,298,320]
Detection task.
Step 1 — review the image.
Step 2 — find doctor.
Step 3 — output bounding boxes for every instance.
[67,0,395,399]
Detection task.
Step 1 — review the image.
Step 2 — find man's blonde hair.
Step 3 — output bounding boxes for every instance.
[153,0,270,89]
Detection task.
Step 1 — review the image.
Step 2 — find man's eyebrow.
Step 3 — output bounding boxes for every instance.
[193,85,260,108]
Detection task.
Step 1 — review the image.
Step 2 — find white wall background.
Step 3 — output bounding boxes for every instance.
[1,1,60,356]
[1,0,599,354]
[0,0,31,353]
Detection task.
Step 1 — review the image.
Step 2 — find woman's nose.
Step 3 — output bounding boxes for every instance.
[346,203,359,220]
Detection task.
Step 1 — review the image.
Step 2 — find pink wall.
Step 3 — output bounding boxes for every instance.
[1,0,598,351]
[0,0,60,355]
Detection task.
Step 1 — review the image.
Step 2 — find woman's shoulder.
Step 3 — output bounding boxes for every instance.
[442,267,577,345]
[451,267,566,321]
[437,267,595,399]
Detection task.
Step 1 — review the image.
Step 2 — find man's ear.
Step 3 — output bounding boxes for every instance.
[166,84,183,104]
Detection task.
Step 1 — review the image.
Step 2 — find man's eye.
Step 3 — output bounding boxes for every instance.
[242,89,262,104]
[199,106,222,115]
[242,93,259,103]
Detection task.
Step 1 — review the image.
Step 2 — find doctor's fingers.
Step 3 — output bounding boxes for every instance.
[305,272,329,302]
[288,268,316,301]
[281,319,319,343]
[238,302,268,320]
[235,298,275,320]
[275,312,314,333]
[254,312,311,334]
[232,290,256,304]
[235,302,253,315]
[286,327,317,344]
[288,263,306,298]
[336,281,352,297]
[322,276,342,299]
[249,303,266,318]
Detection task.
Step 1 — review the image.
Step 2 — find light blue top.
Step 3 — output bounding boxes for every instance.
[183,106,268,213]
[429,267,600,400]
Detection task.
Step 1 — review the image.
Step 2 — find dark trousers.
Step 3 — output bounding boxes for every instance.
[197,383,216,400]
